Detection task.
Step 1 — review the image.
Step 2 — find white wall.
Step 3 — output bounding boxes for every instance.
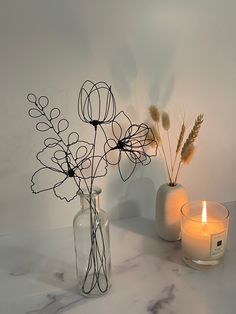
[0,0,236,233]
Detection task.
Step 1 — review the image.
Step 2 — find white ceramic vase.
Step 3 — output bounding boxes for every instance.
[156,183,188,241]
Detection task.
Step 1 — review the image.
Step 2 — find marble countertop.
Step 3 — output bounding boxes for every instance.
[0,201,236,314]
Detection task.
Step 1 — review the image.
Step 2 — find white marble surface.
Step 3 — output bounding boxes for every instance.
[0,201,236,314]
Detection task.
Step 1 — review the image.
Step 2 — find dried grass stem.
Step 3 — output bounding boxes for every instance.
[148,105,203,185]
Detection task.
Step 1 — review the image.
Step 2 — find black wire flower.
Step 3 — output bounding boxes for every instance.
[31,133,93,202]
[78,80,116,129]
[104,111,157,181]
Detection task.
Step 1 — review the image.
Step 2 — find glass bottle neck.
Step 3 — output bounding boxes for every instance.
[79,187,101,213]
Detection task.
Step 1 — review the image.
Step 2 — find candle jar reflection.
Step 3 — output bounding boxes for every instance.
[181,201,229,269]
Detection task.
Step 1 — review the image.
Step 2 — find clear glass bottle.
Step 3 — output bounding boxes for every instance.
[73,187,111,297]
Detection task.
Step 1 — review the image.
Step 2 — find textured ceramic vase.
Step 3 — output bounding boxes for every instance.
[156,183,188,241]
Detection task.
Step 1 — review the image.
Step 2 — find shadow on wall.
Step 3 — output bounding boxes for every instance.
[109,38,175,111]
[102,134,167,219]
[106,34,176,218]
[107,163,159,220]
[109,43,138,99]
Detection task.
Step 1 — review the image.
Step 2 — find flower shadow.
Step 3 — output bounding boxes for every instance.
[109,40,175,108]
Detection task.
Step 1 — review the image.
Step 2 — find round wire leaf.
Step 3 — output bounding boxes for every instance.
[54,150,67,160]
[36,122,51,132]
[29,108,42,118]
[79,158,91,170]
[50,108,61,120]
[76,146,89,160]
[38,96,49,109]
[44,137,60,148]
[68,132,79,145]
[57,119,69,133]
[27,93,37,104]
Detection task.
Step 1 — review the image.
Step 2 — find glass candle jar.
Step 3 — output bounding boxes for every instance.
[181,200,229,269]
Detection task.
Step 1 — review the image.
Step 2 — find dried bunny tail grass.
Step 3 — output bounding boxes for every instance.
[161,111,170,131]
[181,142,195,164]
[176,123,185,153]
[186,114,204,145]
[149,105,160,122]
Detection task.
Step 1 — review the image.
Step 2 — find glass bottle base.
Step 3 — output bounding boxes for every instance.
[183,255,224,270]
[77,274,111,298]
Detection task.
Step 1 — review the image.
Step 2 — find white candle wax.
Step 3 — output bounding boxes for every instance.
[181,215,226,260]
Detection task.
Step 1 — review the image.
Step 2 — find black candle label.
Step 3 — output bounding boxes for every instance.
[210,231,225,257]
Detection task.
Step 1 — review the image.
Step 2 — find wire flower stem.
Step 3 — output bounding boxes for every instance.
[81,128,109,295]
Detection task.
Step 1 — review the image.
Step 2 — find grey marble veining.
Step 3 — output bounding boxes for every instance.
[113,253,143,275]
[147,284,175,314]
[25,291,85,314]
[0,201,236,314]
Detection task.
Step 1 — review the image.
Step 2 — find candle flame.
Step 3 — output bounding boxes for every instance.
[202,201,207,224]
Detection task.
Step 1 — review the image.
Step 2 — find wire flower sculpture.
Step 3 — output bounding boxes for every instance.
[27,80,158,296]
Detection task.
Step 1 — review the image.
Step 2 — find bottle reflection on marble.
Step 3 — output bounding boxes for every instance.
[73,187,111,297]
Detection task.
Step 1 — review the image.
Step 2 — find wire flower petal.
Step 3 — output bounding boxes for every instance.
[31,167,66,194]
[53,177,81,202]
[78,80,116,127]
[118,158,137,182]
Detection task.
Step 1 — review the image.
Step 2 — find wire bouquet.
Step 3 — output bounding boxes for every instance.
[27,80,157,296]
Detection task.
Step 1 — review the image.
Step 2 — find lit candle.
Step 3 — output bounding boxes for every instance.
[181,200,229,269]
